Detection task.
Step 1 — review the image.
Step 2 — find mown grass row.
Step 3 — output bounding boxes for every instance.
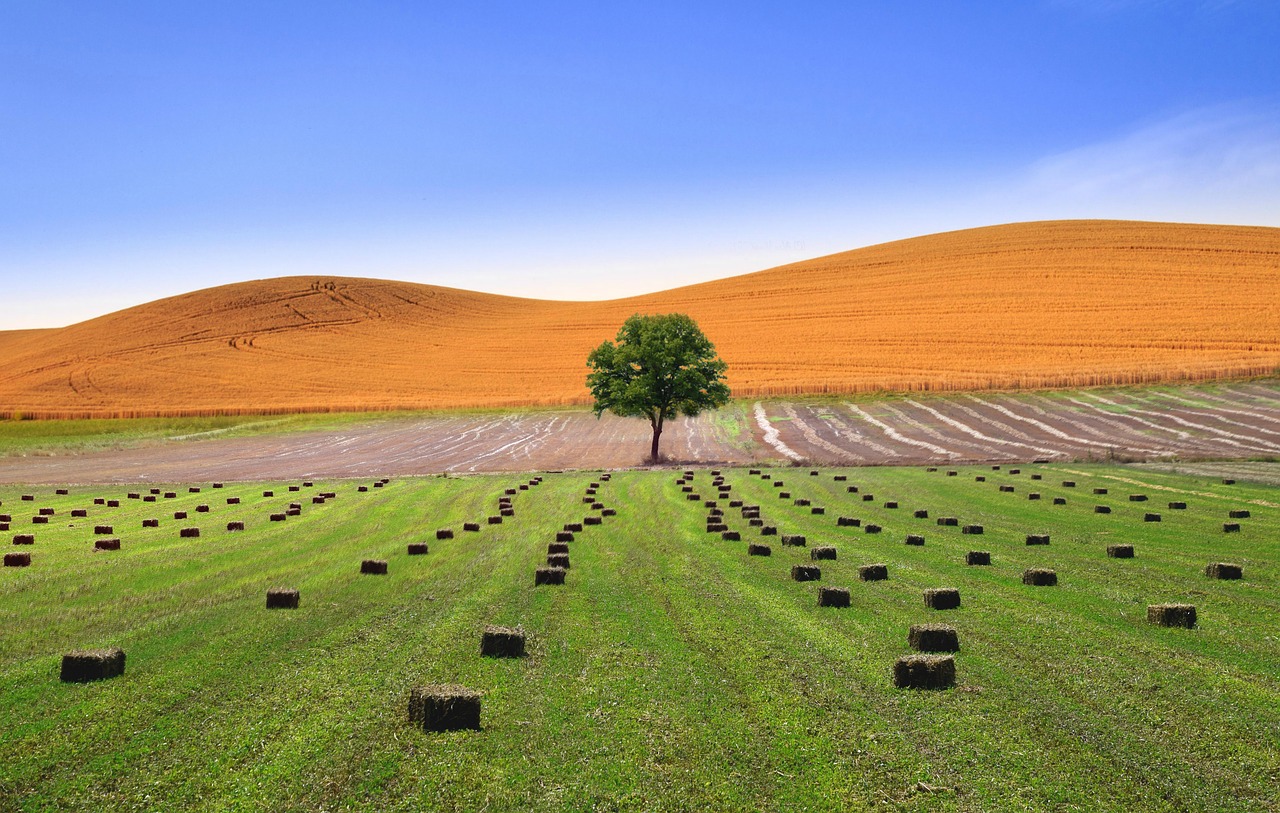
[1,464,1276,812]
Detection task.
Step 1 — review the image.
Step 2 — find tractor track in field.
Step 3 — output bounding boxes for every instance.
[1,383,1279,484]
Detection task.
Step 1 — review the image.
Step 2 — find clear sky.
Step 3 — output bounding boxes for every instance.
[3,1,1279,329]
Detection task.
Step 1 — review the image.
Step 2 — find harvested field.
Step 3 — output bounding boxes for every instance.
[0,464,1275,811]
[1,221,1278,419]
[3,382,1280,483]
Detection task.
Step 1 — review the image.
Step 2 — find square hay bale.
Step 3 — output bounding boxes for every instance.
[1026,534,1050,546]
[13,534,35,545]
[32,516,48,525]
[437,529,454,540]
[21,495,33,501]
[937,517,958,527]
[858,563,888,581]
[811,546,837,560]
[1107,544,1134,558]
[270,513,287,522]
[749,469,761,475]
[463,522,480,532]
[1205,562,1242,580]
[772,481,784,488]
[894,655,955,690]
[71,509,88,518]
[999,485,1015,493]
[264,490,276,497]
[163,492,177,499]
[312,497,326,505]
[174,511,188,520]
[56,488,69,495]
[547,542,570,555]
[923,588,961,610]
[793,498,810,507]
[535,566,566,586]
[582,496,595,504]
[179,527,200,538]
[5,551,32,566]
[286,508,301,516]
[303,481,314,488]
[0,523,8,532]
[38,507,55,516]
[1,515,13,523]
[408,542,430,555]
[778,492,791,500]
[808,470,819,477]
[1222,478,1235,485]
[60,648,126,683]
[905,534,925,546]
[107,500,120,507]
[865,524,883,534]
[707,523,728,534]
[946,471,958,477]
[811,507,826,515]
[1223,523,1241,533]
[227,497,241,505]
[226,521,245,532]
[837,516,861,527]
[721,530,742,541]
[1022,568,1057,586]
[518,484,528,491]
[1009,469,1021,475]
[681,486,693,493]
[94,525,113,535]
[94,499,105,506]
[909,624,959,653]
[791,564,821,582]
[817,586,851,607]
[488,516,503,525]
[884,502,899,509]
[1147,603,1196,628]
[408,684,482,732]
[748,519,764,527]
[94,539,120,551]
[601,508,617,517]
[861,494,874,502]
[1053,498,1067,505]
[288,486,300,492]
[195,505,210,514]
[913,509,929,519]
[1062,480,1076,487]
[729,500,743,508]
[481,625,526,658]
[961,525,983,535]
[1028,493,1041,501]
[1030,474,1043,481]
[266,588,300,609]
[188,487,201,493]
[142,496,156,503]
[686,494,701,502]
[127,493,140,500]
[213,483,224,489]
[1168,501,1187,509]
[584,516,602,526]
[547,553,570,568]
[748,543,771,556]
[781,534,806,547]
[564,523,584,532]
[761,526,777,536]
[555,531,574,543]
[148,489,160,495]
[1144,513,1161,522]
[1228,510,1251,519]
[1093,488,1108,495]
[141,518,159,528]
[926,467,938,472]
[965,551,990,566]
[1094,505,1111,514]
[846,485,858,493]
[1129,494,1147,502]
[360,559,388,575]
[991,465,1001,470]
[833,475,847,481]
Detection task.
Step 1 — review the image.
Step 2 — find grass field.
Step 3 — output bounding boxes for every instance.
[1,464,1277,811]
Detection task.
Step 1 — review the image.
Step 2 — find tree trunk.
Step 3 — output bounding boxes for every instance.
[650,413,664,463]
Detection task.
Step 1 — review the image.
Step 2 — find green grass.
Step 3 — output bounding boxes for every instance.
[1,465,1277,811]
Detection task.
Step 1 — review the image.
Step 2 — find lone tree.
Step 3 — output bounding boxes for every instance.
[587,313,730,463]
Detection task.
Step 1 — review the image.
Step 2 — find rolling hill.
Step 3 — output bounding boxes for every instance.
[1,219,1278,418]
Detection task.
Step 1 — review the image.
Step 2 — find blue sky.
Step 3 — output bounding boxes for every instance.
[3,1,1279,329]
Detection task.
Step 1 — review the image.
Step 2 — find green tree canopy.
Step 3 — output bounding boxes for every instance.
[586,313,731,463]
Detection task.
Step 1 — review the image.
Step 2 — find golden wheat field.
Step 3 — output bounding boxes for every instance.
[1,220,1278,418]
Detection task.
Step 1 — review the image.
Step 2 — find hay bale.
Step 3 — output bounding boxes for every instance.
[488,516,502,525]
[1129,494,1147,502]
[778,492,791,500]
[791,564,821,582]
[861,494,874,502]
[179,527,200,538]
[142,518,160,528]
[264,490,275,497]
[266,588,300,609]
[547,553,570,569]
[905,534,925,546]
[164,492,177,499]
[793,498,810,506]
[1022,568,1057,586]
[94,525,113,535]
[865,524,882,534]
[999,485,1015,493]
[817,586,850,607]
[1094,505,1111,514]
[811,546,837,560]
[60,648,125,682]
[1053,498,1067,505]
[1009,469,1021,475]
[38,507,54,516]
[32,516,48,525]
[923,588,961,610]
[837,516,860,527]
[1062,480,1076,487]
[975,475,986,482]
[913,509,928,519]
[946,471,958,477]
[227,497,241,505]
[564,523,584,532]
[173,511,187,520]
[555,531,574,543]
[1093,488,1108,495]
[270,513,287,522]
[127,493,140,500]
[21,495,33,501]
[213,483,224,489]
[859,563,888,581]
[1031,474,1043,481]
[0,523,7,532]
[107,500,119,507]
[721,530,741,541]
[1028,493,1041,501]
[761,526,777,536]
[584,516,602,526]
[56,488,69,495]
[94,539,120,551]
[748,543,771,556]
[893,655,955,690]
[1223,523,1241,533]
[1107,544,1134,558]
[926,467,938,472]
[781,534,806,547]
[883,501,898,509]
[93,499,104,506]
[437,529,454,540]
[729,500,743,508]
[811,507,826,515]
[681,486,693,493]
[601,508,616,517]
[582,496,595,504]
[748,519,763,527]
[833,475,847,481]
[1168,501,1187,509]
[548,542,570,555]
[1205,562,1242,580]
[0,515,11,523]
[1147,604,1196,628]
[1222,479,1235,485]
[408,542,429,555]
[1228,510,1251,519]
[71,509,87,518]
[286,508,301,516]
[1144,513,1161,523]
[686,494,701,502]
[961,525,983,535]
[772,481,784,488]
[481,625,526,658]
[195,505,210,514]
[463,522,480,532]
[360,559,388,575]
[5,551,32,566]
[408,685,482,732]
[1025,534,1050,546]
[12,534,34,545]
[937,517,958,527]
[908,624,959,652]
[749,469,761,475]
[303,481,314,488]
[141,496,155,503]
[534,567,566,586]
[965,551,990,566]
[288,485,300,492]
[312,497,326,505]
